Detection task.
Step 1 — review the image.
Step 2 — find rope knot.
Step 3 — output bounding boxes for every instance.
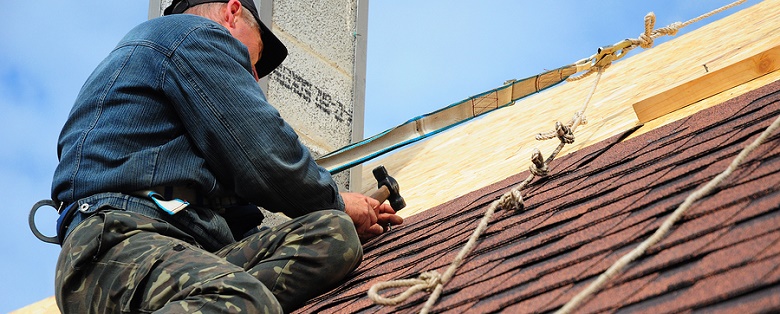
[657,22,682,37]
[367,271,443,306]
[498,187,524,211]
[529,148,549,177]
[638,32,653,49]
[639,12,656,48]
[419,271,443,291]
[637,13,683,49]
[556,122,575,144]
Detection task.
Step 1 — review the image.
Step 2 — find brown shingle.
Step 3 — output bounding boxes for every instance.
[298,80,780,313]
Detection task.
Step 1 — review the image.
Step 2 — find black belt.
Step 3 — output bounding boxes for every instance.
[142,186,245,211]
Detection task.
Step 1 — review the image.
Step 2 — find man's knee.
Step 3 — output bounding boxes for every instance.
[307,209,363,270]
[164,270,282,314]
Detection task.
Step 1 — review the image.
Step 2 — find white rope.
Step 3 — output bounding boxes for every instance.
[367,69,604,314]
[568,0,746,82]
[367,1,749,312]
[368,271,442,306]
[679,0,746,28]
[556,102,780,314]
[555,2,755,312]
[634,0,747,49]
[367,183,511,314]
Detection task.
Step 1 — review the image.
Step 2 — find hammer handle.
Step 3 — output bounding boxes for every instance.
[370,185,391,204]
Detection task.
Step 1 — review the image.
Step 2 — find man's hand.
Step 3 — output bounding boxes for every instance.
[341,192,403,242]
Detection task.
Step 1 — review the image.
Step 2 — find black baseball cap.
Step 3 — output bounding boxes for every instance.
[164,0,288,78]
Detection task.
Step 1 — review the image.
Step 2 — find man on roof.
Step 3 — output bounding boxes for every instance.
[50,0,402,312]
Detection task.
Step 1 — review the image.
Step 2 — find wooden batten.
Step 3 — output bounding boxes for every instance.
[633,45,780,123]
[361,0,780,218]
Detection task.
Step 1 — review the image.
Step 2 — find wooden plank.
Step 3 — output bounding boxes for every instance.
[10,296,57,314]
[633,45,780,123]
[361,0,780,218]
[628,69,780,141]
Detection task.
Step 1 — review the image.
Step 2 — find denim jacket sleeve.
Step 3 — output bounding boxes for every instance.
[163,21,343,217]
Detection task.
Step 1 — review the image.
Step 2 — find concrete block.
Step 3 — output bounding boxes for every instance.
[272,0,357,73]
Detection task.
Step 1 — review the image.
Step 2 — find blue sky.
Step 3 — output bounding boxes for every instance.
[0,1,757,311]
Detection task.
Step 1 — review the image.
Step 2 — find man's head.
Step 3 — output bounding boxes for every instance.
[165,0,288,79]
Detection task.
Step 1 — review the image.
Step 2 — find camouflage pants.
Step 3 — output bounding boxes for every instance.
[55,209,362,313]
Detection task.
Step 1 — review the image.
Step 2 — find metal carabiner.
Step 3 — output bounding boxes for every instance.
[573,39,635,74]
[595,39,634,64]
[28,199,60,244]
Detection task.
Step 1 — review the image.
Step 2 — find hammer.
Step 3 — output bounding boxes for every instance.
[369,165,406,213]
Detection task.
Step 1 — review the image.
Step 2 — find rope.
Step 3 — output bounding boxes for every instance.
[633,0,747,50]
[367,69,604,313]
[367,182,513,314]
[555,2,754,312]
[679,0,746,28]
[537,68,603,169]
[368,271,442,306]
[556,109,780,314]
[568,0,746,82]
[319,0,745,174]
[367,1,748,312]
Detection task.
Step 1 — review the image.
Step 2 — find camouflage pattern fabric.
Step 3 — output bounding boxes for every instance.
[56,209,362,313]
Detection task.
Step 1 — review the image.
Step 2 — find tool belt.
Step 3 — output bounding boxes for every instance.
[29,187,247,245]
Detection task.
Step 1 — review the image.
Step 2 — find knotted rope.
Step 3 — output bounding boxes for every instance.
[367,1,748,312]
[367,182,523,314]
[568,0,746,82]
[535,68,603,171]
[368,271,442,306]
[368,69,604,314]
[529,148,549,177]
[556,2,755,312]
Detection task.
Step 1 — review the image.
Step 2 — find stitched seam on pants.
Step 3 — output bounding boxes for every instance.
[269,221,306,294]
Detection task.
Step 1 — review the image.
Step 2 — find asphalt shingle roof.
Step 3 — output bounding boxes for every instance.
[299,79,780,313]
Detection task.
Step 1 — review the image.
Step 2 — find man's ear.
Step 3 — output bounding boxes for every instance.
[222,0,243,28]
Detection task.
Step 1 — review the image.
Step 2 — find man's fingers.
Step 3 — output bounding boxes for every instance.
[366,224,384,236]
[378,213,403,226]
[375,203,396,214]
[365,196,381,208]
[367,207,378,225]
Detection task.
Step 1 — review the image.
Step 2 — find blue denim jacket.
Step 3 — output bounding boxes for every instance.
[52,14,343,249]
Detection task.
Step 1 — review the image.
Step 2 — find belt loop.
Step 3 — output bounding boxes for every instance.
[164,186,174,200]
[197,193,204,206]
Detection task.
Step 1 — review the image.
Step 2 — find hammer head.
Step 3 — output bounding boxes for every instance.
[373,166,406,211]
